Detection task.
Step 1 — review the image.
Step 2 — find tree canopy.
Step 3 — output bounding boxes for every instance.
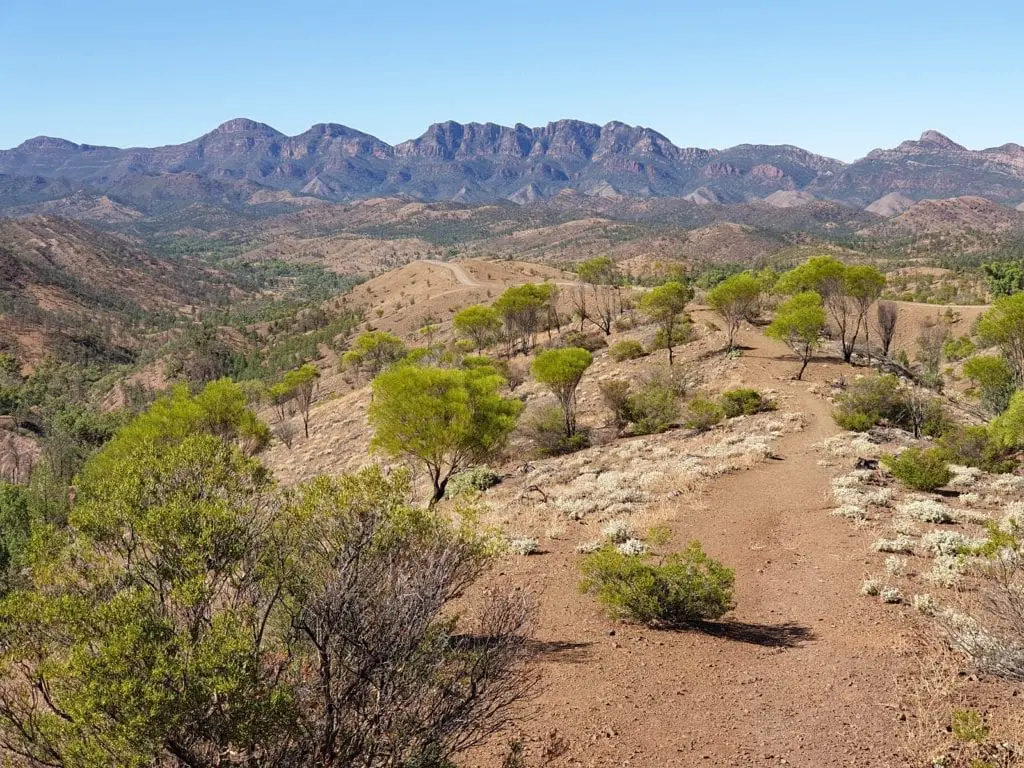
[368,365,522,503]
[532,347,594,437]
[705,272,763,350]
[766,291,827,379]
[639,281,693,365]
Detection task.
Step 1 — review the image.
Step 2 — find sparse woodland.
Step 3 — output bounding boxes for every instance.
[3,210,1024,767]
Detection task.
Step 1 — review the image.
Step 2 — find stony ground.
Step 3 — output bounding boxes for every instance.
[260,281,1022,768]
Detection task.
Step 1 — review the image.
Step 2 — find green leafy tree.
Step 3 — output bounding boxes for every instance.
[705,272,762,350]
[369,366,522,503]
[341,331,408,378]
[639,281,694,365]
[977,293,1024,384]
[453,305,502,353]
[280,363,320,437]
[766,291,827,379]
[532,347,594,437]
[776,256,881,363]
[981,261,1024,297]
[573,256,622,335]
[963,355,1016,414]
[845,265,886,363]
[494,283,557,355]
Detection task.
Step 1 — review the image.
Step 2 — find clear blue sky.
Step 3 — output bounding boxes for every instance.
[1,0,1019,161]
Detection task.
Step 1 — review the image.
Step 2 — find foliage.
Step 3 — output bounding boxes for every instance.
[639,281,693,365]
[943,335,976,362]
[0,452,535,768]
[0,482,29,594]
[937,425,1017,474]
[626,379,682,435]
[882,447,953,491]
[981,260,1024,297]
[650,321,694,352]
[990,390,1024,450]
[369,365,522,503]
[573,256,624,335]
[453,305,502,352]
[832,374,950,438]
[977,292,1024,383]
[963,354,1016,414]
[525,405,591,457]
[445,466,501,497]
[532,347,593,437]
[685,396,725,432]
[705,272,763,349]
[494,283,558,355]
[720,388,776,418]
[599,379,633,431]
[579,541,735,625]
[341,331,408,378]
[608,339,647,362]
[765,291,826,379]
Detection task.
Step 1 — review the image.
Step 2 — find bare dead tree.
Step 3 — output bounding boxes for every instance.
[876,301,899,358]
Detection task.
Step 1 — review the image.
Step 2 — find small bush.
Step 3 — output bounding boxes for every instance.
[833,374,904,431]
[883,447,952,491]
[720,388,776,418]
[599,379,632,430]
[938,425,1016,474]
[579,541,735,625]
[943,336,975,362]
[685,397,725,432]
[555,330,607,352]
[880,586,903,604]
[608,340,646,362]
[506,536,540,556]
[526,405,591,457]
[445,466,501,497]
[627,381,681,435]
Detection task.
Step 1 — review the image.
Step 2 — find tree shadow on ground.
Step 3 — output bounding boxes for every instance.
[681,620,815,648]
[450,635,593,663]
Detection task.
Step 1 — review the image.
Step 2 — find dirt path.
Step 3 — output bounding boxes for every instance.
[422,259,479,286]
[477,324,918,767]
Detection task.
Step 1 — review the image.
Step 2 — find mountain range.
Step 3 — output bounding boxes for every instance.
[2,120,1024,214]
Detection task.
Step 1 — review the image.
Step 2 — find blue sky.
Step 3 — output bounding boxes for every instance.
[0,0,1019,161]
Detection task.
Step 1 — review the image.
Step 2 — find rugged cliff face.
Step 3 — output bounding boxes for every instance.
[2,121,1024,212]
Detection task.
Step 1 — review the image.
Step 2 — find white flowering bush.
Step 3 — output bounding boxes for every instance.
[920,530,973,557]
[831,505,867,521]
[885,556,907,576]
[873,535,915,554]
[616,538,648,556]
[602,519,634,544]
[912,593,937,615]
[445,466,500,497]
[880,586,903,604]
[506,536,541,556]
[860,576,883,596]
[898,498,955,524]
[925,555,967,587]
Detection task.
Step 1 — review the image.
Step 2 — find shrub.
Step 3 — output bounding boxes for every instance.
[506,536,541,555]
[608,339,646,362]
[526,405,591,457]
[599,379,632,430]
[685,397,725,432]
[833,374,904,431]
[943,335,975,361]
[720,388,775,418]
[937,425,1016,474]
[883,447,952,491]
[579,541,735,625]
[445,466,501,497]
[556,330,607,352]
[627,380,681,435]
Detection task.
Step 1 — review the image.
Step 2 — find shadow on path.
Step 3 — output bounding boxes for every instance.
[683,620,815,648]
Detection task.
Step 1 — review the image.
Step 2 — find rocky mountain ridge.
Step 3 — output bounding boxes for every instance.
[2,120,1024,213]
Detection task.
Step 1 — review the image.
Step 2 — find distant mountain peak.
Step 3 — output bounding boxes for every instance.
[917,130,966,151]
[209,118,283,137]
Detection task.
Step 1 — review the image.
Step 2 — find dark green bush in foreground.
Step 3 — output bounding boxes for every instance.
[883,447,953,492]
[579,541,735,625]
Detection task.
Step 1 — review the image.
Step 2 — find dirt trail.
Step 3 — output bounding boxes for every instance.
[422,259,479,286]
[482,323,917,767]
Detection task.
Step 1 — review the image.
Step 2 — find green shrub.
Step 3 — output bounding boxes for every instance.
[685,397,725,432]
[627,381,680,435]
[883,447,953,491]
[526,405,591,456]
[579,541,735,625]
[943,335,975,362]
[445,466,501,498]
[963,355,1015,415]
[608,340,646,362]
[938,425,1016,473]
[720,388,775,418]
[833,374,904,431]
[650,322,694,353]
